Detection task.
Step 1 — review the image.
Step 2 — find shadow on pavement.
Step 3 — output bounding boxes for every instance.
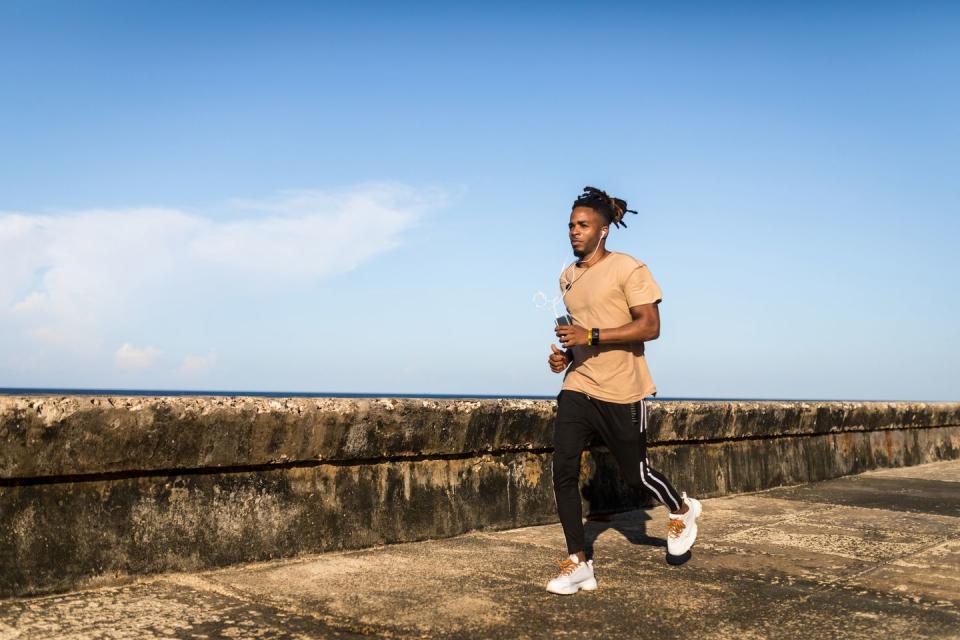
[583,509,667,559]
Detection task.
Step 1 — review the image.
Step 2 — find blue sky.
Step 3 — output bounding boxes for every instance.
[1,2,957,400]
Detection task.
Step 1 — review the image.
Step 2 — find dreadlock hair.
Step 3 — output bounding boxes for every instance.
[572,186,637,228]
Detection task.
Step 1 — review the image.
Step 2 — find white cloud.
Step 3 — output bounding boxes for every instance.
[179,352,217,376]
[196,183,442,279]
[114,343,161,370]
[0,182,444,375]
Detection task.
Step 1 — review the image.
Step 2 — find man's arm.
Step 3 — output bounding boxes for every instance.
[598,303,660,343]
[554,303,659,348]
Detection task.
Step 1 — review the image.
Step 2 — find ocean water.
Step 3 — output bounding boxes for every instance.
[0,388,900,402]
[0,387,554,400]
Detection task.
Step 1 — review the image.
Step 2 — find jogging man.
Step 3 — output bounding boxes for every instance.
[545,186,701,595]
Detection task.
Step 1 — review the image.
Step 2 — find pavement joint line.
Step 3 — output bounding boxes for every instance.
[774,498,960,518]
[702,480,865,502]
[702,465,959,503]
[812,579,960,614]
[192,534,463,575]
[715,507,952,559]
[158,573,392,638]
[0,578,140,605]
[156,573,255,602]
[859,461,960,475]
[830,535,960,585]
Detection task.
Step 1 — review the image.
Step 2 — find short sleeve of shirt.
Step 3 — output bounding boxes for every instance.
[624,264,662,307]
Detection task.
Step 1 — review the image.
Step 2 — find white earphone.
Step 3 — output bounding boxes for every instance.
[558,226,609,299]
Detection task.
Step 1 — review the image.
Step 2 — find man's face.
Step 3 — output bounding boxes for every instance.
[568,206,606,258]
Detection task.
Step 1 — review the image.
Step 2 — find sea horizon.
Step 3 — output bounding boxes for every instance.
[0,388,951,403]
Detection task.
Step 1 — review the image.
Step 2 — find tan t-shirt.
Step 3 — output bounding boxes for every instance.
[560,252,662,403]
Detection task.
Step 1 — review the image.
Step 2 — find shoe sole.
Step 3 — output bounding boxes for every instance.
[546,577,598,595]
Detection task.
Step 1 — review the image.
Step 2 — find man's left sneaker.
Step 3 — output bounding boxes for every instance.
[546,555,597,595]
[667,493,702,556]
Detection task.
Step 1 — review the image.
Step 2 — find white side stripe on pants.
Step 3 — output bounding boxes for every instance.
[637,399,681,512]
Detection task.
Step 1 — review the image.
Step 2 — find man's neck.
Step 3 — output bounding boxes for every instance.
[577,248,610,268]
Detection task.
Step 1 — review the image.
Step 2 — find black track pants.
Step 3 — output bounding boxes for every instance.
[552,390,683,555]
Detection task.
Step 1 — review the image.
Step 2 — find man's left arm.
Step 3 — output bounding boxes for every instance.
[555,304,659,348]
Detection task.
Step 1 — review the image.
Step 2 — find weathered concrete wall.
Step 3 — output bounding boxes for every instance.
[1,396,958,597]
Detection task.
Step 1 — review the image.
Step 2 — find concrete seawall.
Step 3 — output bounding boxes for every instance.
[1,396,958,597]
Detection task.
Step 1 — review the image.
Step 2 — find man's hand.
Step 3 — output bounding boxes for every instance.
[548,344,572,373]
[555,324,589,348]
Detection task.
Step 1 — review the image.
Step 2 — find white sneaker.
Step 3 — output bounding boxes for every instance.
[546,555,598,595]
[667,493,702,556]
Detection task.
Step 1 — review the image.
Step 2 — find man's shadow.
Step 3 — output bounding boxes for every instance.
[583,506,666,558]
[578,450,693,565]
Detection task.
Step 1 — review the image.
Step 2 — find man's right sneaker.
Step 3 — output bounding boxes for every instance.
[546,555,597,595]
[667,492,702,557]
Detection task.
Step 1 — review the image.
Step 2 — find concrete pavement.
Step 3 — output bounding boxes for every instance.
[2,460,958,639]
